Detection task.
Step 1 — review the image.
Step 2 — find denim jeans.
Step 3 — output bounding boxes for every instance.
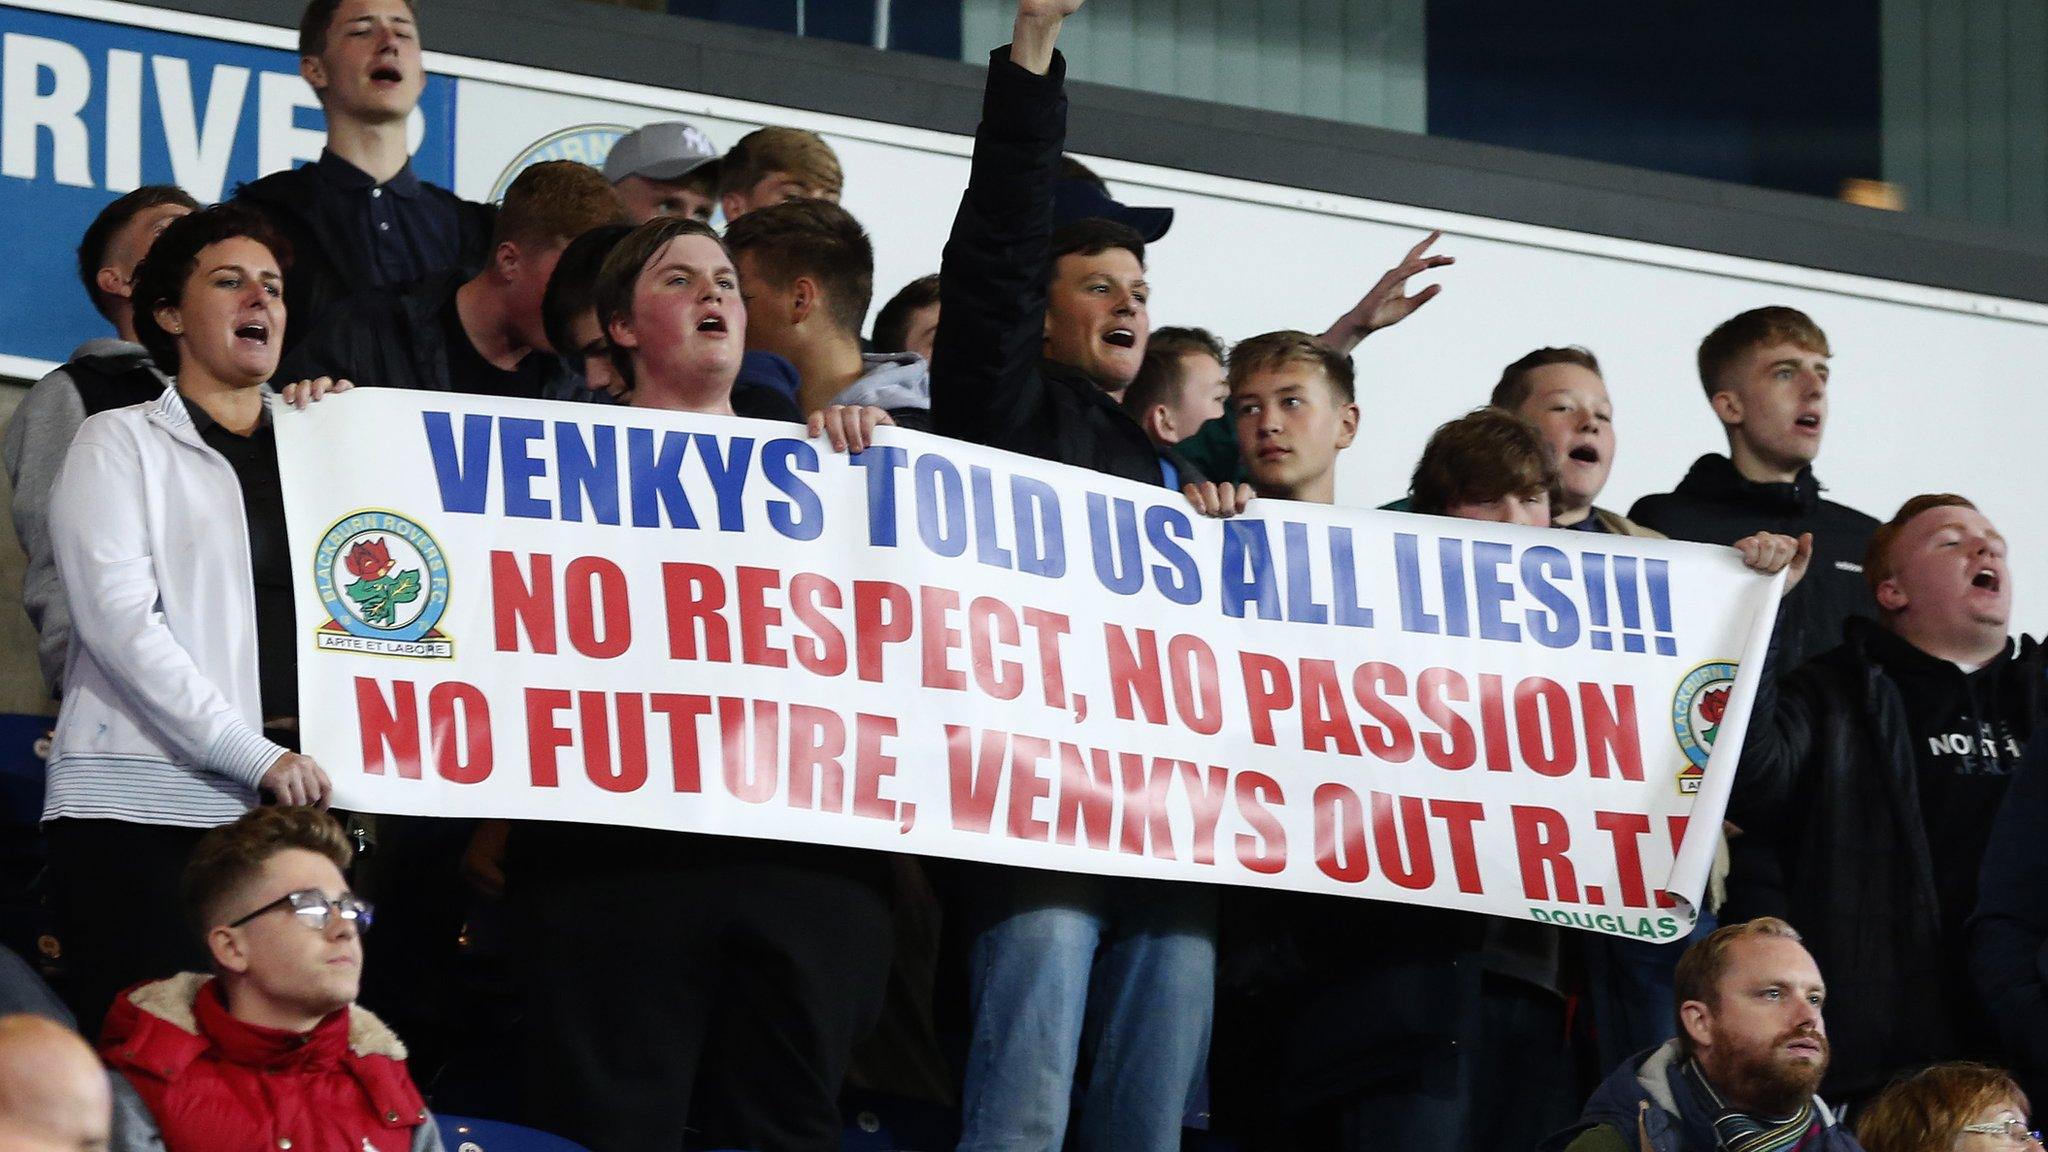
[956,870,1216,1152]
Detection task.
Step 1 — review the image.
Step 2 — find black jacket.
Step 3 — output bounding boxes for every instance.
[1970,731,2048,1101]
[237,162,493,355]
[1630,454,1879,678]
[1730,616,2045,1098]
[932,49,1188,487]
[277,272,586,402]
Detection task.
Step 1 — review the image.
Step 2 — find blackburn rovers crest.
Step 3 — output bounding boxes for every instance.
[1670,661,1738,794]
[314,511,453,659]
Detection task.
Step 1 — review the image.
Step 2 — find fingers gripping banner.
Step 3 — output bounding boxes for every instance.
[280,391,1784,940]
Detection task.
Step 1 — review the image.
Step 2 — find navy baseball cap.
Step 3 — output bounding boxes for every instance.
[1052,178,1174,242]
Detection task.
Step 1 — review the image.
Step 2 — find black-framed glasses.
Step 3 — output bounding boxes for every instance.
[226,888,374,934]
[1960,1120,2043,1145]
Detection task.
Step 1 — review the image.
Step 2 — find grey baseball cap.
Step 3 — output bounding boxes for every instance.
[604,121,721,183]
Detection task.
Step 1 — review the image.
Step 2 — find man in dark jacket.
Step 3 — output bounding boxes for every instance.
[1545,917,1862,1152]
[279,160,627,399]
[1730,494,2042,1105]
[236,0,492,352]
[1629,307,1878,680]
[933,3,1210,1149]
[1972,732,2048,1108]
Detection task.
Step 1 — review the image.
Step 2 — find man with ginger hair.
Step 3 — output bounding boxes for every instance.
[1545,917,1862,1152]
[1732,494,2044,1105]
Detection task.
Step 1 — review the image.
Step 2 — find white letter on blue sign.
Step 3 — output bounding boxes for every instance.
[2,32,93,187]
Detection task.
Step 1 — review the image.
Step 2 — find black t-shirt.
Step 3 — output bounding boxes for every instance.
[440,294,552,399]
[183,396,296,723]
[1869,626,2025,969]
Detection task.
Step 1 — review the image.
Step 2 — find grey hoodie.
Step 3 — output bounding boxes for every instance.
[3,339,169,698]
[830,352,932,422]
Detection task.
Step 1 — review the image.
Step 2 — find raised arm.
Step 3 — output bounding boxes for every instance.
[930,0,1085,447]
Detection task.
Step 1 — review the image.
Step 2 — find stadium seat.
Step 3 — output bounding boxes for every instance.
[434,1115,592,1152]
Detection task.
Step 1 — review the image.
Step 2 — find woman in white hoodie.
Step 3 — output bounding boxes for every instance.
[41,204,347,1032]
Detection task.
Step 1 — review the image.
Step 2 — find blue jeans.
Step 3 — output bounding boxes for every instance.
[956,870,1215,1152]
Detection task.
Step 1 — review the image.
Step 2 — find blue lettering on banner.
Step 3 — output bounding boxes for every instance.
[0,6,457,366]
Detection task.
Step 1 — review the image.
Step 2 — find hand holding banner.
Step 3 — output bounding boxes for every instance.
[279,390,1784,939]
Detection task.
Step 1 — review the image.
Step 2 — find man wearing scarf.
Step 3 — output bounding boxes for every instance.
[1544,918,1866,1152]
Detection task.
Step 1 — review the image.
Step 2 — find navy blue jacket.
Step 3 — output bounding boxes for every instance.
[1971,730,2048,1094]
[1543,1042,1861,1152]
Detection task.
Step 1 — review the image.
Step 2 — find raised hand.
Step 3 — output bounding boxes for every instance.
[1011,0,1087,73]
[1320,230,1455,353]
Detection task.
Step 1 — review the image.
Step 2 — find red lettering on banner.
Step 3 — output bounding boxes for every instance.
[1595,810,1653,908]
[1234,772,1288,875]
[1168,636,1223,736]
[1301,659,1362,756]
[523,688,571,787]
[1021,609,1071,708]
[1478,673,1512,772]
[719,696,777,804]
[786,704,845,811]
[945,724,1005,834]
[1118,755,1177,860]
[921,586,966,691]
[850,713,899,823]
[1430,799,1487,894]
[788,573,847,675]
[1106,625,1167,724]
[1055,743,1116,850]
[854,580,913,682]
[1581,684,1644,781]
[577,690,647,793]
[564,557,631,658]
[1354,663,1415,761]
[966,597,1024,700]
[1512,804,1579,901]
[427,681,492,784]
[1313,782,1368,883]
[491,551,555,654]
[650,693,711,793]
[1240,651,1293,747]
[356,677,421,778]
[1514,677,1577,777]
[1180,762,1228,865]
[735,567,789,669]
[1418,668,1475,769]
[662,563,730,661]
[1370,792,1436,890]
[1006,734,1053,841]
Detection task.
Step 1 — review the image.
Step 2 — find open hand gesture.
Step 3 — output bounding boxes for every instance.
[1321,230,1455,353]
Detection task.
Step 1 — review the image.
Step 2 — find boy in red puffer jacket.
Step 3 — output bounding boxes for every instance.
[100,806,443,1152]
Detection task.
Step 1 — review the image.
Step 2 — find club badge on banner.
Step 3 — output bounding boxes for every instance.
[280,391,1784,940]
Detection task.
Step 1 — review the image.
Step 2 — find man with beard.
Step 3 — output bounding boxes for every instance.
[1546,918,1864,1152]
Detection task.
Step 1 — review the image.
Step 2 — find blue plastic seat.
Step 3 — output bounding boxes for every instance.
[434,1115,592,1152]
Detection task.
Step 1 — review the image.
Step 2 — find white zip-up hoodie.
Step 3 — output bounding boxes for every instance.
[42,385,288,826]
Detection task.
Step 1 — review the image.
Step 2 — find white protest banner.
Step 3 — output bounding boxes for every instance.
[279,390,1783,941]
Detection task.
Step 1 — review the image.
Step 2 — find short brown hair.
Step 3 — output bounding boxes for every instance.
[1408,406,1562,517]
[1856,1062,2031,1152]
[1228,330,1355,402]
[493,160,628,251]
[182,807,354,937]
[1148,325,1226,365]
[593,216,727,389]
[723,197,873,337]
[78,185,202,321]
[1491,345,1602,410]
[299,0,418,59]
[1671,916,1805,1057]
[1864,494,1980,605]
[131,205,293,374]
[717,127,842,199]
[872,273,939,353]
[1697,306,1830,398]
